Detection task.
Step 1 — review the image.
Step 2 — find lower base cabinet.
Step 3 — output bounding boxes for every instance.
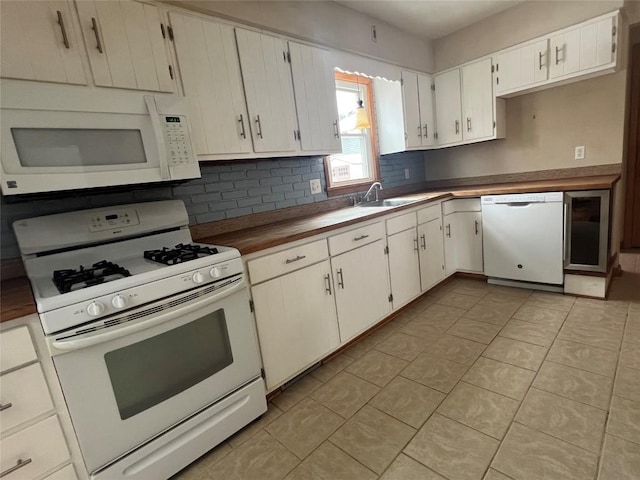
[387,228,421,309]
[444,210,484,275]
[418,217,446,290]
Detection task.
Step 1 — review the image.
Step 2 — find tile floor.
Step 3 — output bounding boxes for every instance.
[173,272,640,480]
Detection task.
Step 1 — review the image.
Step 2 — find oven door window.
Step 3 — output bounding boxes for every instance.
[104,309,233,420]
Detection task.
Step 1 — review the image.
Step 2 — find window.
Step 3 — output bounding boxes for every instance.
[325,72,379,195]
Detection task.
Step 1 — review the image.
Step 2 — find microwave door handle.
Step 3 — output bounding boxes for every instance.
[144,96,170,180]
[51,278,247,353]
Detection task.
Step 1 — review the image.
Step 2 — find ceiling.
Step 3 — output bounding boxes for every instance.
[335,0,525,40]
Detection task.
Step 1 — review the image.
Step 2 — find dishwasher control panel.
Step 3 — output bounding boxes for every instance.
[481,192,563,204]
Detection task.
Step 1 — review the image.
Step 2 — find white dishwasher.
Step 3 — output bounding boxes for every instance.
[481,192,564,285]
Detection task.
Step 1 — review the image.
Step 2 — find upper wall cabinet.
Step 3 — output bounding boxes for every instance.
[75,0,174,92]
[1,1,86,85]
[288,42,341,154]
[495,40,548,95]
[169,12,252,156]
[434,69,463,145]
[402,71,436,149]
[462,58,495,141]
[235,28,298,154]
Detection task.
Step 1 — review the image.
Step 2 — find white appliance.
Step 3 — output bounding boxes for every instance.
[13,201,266,480]
[1,90,200,195]
[481,192,564,287]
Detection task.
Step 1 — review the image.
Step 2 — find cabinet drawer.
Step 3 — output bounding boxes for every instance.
[0,416,70,480]
[0,326,36,374]
[386,212,417,236]
[1,363,54,434]
[417,204,441,224]
[442,198,481,215]
[328,222,384,256]
[248,239,328,284]
[45,464,77,480]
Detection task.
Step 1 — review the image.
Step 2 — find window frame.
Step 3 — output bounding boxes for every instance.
[324,71,380,196]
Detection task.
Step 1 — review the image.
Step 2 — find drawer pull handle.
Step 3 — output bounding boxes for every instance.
[333,120,340,138]
[1,458,32,478]
[420,234,426,250]
[285,255,306,264]
[337,268,345,289]
[91,17,103,54]
[423,123,428,138]
[324,273,332,295]
[539,51,544,70]
[238,114,246,139]
[555,45,561,65]
[354,234,369,241]
[0,402,12,411]
[475,220,479,235]
[417,125,422,138]
[255,115,263,139]
[446,224,451,238]
[57,11,70,49]
[414,237,419,252]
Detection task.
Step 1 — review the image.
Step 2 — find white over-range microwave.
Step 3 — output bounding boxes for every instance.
[0,88,201,195]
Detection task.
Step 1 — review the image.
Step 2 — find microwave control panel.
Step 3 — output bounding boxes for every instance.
[163,116,194,166]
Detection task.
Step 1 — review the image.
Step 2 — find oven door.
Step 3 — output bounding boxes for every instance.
[50,277,262,473]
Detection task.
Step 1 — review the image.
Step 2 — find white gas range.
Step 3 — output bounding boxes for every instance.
[14,200,266,480]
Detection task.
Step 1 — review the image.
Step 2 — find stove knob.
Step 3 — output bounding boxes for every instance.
[210,266,222,278]
[87,301,105,317]
[112,294,127,309]
[192,272,205,284]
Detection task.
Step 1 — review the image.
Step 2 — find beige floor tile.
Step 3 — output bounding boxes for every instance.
[437,292,482,309]
[228,403,283,447]
[284,442,376,480]
[400,316,445,342]
[464,303,515,326]
[575,296,629,311]
[401,352,468,393]
[272,375,323,411]
[265,398,344,459]
[412,303,467,332]
[429,334,486,366]
[462,357,535,401]
[492,423,598,480]
[546,338,618,377]
[557,319,623,352]
[380,454,446,480]
[487,285,533,300]
[374,332,427,361]
[483,469,513,480]
[206,430,299,480]
[607,395,640,444]
[500,318,558,347]
[452,282,491,298]
[626,317,640,345]
[346,350,408,387]
[524,292,576,312]
[614,366,640,402]
[310,371,379,418]
[310,354,354,383]
[479,293,525,310]
[515,388,606,453]
[568,305,628,325]
[513,305,567,327]
[533,361,612,409]
[437,382,519,439]
[447,318,502,344]
[482,337,547,371]
[344,333,383,359]
[369,376,445,428]
[404,413,499,480]
[330,405,415,474]
[598,434,640,480]
[620,342,640,370]
[174,443,232,479]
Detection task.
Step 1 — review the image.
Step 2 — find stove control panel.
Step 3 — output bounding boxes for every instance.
[88,209,140,233]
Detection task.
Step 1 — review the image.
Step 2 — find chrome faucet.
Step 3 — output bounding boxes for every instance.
[362,181,383,203]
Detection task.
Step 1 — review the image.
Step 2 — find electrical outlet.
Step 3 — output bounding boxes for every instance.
[404,168,410,179]
[575,145,585,160]
[310,179,322,195]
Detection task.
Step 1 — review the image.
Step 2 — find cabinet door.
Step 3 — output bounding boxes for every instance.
[579,16,615,71]
[402,71,422,149]
[417,74,436,147]
[418,218,445,291]
[495,45,534,95]
[252,260,339,390]
[444,212,483,274]
[332,240,391,343]
[76,0,173,92]
[169,12,252,156]
[289,42,341,153]
[387,229,421,309]
[434,69,462,145]
[235,28,297,153]
[0,1,86,85]
[533,39,550,83]
[462,58,494,141]
[549,28,580,79]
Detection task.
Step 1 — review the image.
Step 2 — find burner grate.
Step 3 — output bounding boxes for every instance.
[143,243,219,266]
[53,260,131,294]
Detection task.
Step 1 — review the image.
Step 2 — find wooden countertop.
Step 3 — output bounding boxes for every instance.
[0,173,619,322]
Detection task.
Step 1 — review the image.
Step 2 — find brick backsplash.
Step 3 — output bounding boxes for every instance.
[0,152,425,260]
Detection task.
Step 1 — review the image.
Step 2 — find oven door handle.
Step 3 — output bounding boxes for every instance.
[51,278,246,353]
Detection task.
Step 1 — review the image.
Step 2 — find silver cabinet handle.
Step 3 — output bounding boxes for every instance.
[555,45,561,65]
[539,51,543,70]
[238,114,246,139]
[446,224,451,237]
[423,124,428,138]
[255,115,263,139]
[467,117,471,132]
[325,273,332,295]
[0,402,12,411]
[333,120,339,138]
[414,237,419,252]
[56,11,70,49]
[337,268,344,289]
[285,255,306,264]
[455,120,460,134]
[474,220,479,235]
[417,125,422,138]
[354,234,369,241]
[1,458,32,478]
[91,17,103,53]
[420,234,426,250]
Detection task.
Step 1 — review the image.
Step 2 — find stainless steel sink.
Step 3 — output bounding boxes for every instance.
[357,198,416,207]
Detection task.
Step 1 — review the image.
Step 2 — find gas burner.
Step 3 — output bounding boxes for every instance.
[53,260,131,294]
[143,243,219,266]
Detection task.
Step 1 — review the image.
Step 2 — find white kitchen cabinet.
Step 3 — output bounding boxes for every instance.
[75,0,174,92]
[331,240,391,343]
[386,212,421,309]
[417,74,436,147]
[169,12,252,156]
[251,260,340,390]
[461,58,494,141]
[417,213,446,291]
[402,71,436,149]
[434,69,462,145]
[288,42,341,153]
[0,0,86,85]
[549,28,581,79]
[235,28,298,153]
[578,15,616,71]
[444,212,483,275]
